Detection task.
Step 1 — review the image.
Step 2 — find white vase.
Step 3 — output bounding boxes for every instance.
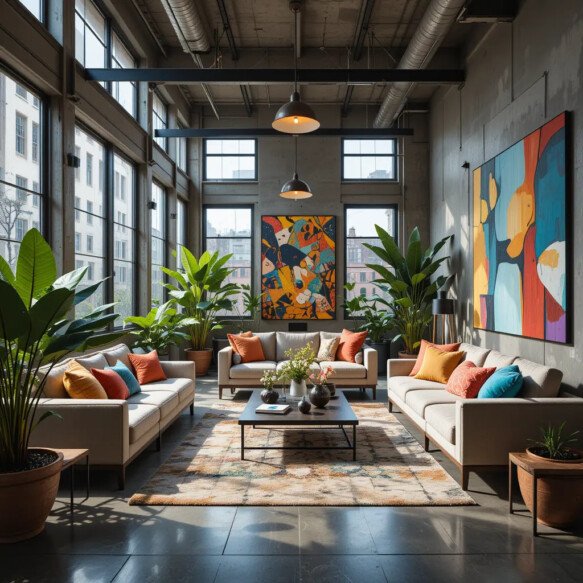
[289,379,307,398]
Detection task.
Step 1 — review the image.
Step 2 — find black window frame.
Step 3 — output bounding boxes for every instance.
[203,139,258,182]
[341,138,398,182]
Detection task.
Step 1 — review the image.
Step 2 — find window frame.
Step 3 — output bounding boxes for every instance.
[341,138,398,183]
[203,139,258,182]
[152,92,168,153]
[150,180,168,305]
[16,0,45,23]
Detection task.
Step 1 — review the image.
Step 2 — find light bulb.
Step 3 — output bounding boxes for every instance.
[293,117,299,124]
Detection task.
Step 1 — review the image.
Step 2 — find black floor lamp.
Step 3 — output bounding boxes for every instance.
[432,291,457,344]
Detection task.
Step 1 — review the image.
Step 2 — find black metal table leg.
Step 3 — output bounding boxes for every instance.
[70,465,74,513]
[352,425,356,461]
[241,425,245,460]
[86,454,90,500]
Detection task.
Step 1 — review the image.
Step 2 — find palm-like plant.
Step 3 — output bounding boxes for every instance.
[235,284,264,332]
[0,229,123,471]
[364,226,452,355]
[343,283,392,343]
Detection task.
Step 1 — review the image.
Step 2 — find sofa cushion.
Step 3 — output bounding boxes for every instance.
[478,365,523,399]
[229,335,266,363]
[39,361,69,398]
[253,332,277,362]
[230,361,277,379]
[63,361,107,400]
[336,329,368,363]
[319,360,367,379]
[75,353,108,371]
[276,332,320,361]
[414,347,464,384]
[276,360,321,376]
[127,403,160,444]
[387,376,445,403]
[483,349,516,369]
[406,389,461,418]
[107,360,141,396]
[142,378,194,403]
[459,343,491,367]
[445,361,496,399]
[128,351,167,385]
[103,344,132,368]
[316,336,340,362]
[410,340,462,376]
[91,367,130,400]
[128,390,180,419]
[514,358,563,398]
[425,404,456,445]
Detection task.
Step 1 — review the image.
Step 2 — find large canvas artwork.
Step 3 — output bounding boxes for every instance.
[473,112,569,343]
[261,215,336,320]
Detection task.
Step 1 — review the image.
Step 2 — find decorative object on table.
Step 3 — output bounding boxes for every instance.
[298,396,312,414]
[308,366,333,408]
[473,112,569,343]
[515,422,583,530]
[364,226,452,357]
[277,345,316,398]
[162,248,240,376]
[432,291,456,344]
[261,215,336,320]
[0,229,124,543]
[255,403,291,415]
[260,371,280,404]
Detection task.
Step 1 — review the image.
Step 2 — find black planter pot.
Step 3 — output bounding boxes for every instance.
[367,341,389,375]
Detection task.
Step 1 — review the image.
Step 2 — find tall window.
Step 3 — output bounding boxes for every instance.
[74,0,106,69]
[204,140,257,181]
[86,153,93,185]
[345,205,398,309]
[32,122,39,162]
[112,33,137,117]
[204,206,252,316]
[0,69,44,269]
[342,139,397,181]
[176,198,187,268]
[152,93,168,152]
[176,123,187,172]
[151,182,167,305]
[17,0,43,21]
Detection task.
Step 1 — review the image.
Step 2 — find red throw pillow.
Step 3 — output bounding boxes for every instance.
[409,340,462,377]
[227,331,253,352]
[229,335,265,363]
[336,329,368,363]
[127,350,167,385]
[446,360,496,398]
[91,368,130,400]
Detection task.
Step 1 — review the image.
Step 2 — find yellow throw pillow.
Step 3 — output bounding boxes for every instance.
[414,346,464,384]
[63,360,108,399]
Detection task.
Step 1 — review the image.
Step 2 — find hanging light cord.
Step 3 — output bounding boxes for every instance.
[294,135,298,174]
[293,6,298,94]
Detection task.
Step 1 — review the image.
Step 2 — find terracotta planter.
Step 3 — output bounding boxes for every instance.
[517,447,583,528]
[398,351,417,359]
[185,348,213,376]
[0,448,63,543]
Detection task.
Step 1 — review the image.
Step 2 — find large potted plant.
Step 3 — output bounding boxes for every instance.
[364,226,452,357]
[163,248,240,376]
[0,229,123,543]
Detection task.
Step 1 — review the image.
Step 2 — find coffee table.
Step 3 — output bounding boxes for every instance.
[238,390,358,461]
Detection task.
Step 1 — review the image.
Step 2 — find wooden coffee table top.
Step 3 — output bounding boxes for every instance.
[52,448,89,470]
[239,390,358,426]
[509,451,583,476]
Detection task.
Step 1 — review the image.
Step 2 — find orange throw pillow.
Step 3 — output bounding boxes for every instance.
[127,350,167,385]
[446,361,496,399]
[228,331,253,352]
[336,329,368,363]
[63,360,107,399]
[229,335,265,363]
[414,346,464,384]
[91,368,130,400]
[409,340,461,376]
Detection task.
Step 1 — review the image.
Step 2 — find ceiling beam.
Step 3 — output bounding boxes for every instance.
[85,68,464,84]
[155,128,414,138]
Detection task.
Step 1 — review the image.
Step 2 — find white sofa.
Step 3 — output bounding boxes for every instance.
[387,342,583,489]
[30,344,195,488]
[218,331,378,400]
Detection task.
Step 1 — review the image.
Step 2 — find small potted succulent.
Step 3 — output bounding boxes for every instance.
[308,366,334,408]
[277,345,315,398]
[260,370,280,404]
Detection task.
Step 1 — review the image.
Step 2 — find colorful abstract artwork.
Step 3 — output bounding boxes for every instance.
[261,215,336,320]
[473,112,569,343]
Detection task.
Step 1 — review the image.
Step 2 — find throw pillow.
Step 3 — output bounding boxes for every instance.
[414,346,464,384]
[336,329,368,363]
[354,350,364,365]
[127,350,167,385]
[91,368,130,400]
[316,336,340,362]
[107,360,141,396]
[446,360,496,399]
[232,353,242,365]
[228,331,253,352]
[229,335,265,363]
[477,365,524,399]
[63,360,107,399]
[410,340,461,377]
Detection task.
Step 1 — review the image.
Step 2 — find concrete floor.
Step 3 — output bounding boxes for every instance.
[2,374,582,583]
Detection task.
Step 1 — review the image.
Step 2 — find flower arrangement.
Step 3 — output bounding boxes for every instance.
[278,345,315,383]
[309,366,334,386]
[260,370,279,391]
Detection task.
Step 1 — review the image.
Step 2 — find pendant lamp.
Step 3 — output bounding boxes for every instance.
[272,2,320,134]
[280,137,312,200]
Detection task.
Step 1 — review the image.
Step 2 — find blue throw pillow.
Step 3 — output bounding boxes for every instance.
[106,360,141,397]
[477,365,523,399]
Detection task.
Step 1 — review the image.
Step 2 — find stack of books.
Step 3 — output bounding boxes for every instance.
[255,403,291,415]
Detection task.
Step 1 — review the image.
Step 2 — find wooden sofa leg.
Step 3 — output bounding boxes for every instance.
[372,386,377,400]
[117,466,126,490]
[219,386,223,400]
[461,467,470,491]
[388,400,393,413]
[190,403,194,416]
[155,435,161,452]
[424,435,430,452]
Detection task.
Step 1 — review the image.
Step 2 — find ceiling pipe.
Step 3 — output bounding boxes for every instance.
[374,0,466,127]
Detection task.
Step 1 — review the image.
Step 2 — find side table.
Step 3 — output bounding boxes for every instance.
[53,448,90,513]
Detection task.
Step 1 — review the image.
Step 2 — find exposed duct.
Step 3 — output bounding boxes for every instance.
[374,0,466,127]
[161,0,210,53]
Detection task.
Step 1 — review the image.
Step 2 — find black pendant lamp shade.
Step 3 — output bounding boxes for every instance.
[272,91,320,134]
[432,291,454,315]
[280,172,312,200]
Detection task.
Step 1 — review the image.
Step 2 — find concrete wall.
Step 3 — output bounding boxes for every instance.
[429,0,583,392]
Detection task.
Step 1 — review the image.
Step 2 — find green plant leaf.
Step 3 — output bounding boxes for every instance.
[25,288,75,343]
[73,278,108,305]
[0,279,30,340]
[52,267,87,291]
[0,255,15,285]
[411,273,427,285]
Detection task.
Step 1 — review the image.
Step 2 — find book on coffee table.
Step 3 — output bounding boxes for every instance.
[255,404,291,415]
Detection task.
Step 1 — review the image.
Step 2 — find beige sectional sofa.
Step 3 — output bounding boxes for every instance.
[30,344,195,488]
[387,342,583,489]
[218,331,378,400]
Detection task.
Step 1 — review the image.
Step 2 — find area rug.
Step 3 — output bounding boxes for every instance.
[130,403,475,506]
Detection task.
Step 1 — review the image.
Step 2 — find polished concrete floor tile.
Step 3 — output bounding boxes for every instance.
[380,554,475,583]
[112,554,221,583]
[300,555,387,582]
[214,555,300,583]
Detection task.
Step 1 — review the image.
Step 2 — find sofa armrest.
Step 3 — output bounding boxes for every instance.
[387,359,416,377]
[218,346,233,384]
[30,399,129,465]
[160,360,195,384]
[456,398,583,465]
[363,347,378,384]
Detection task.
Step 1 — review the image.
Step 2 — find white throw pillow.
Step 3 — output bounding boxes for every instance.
[316,336,340,362]
[354,351,364,365]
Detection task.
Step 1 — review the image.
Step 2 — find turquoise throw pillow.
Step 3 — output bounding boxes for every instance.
[106,360,141,397]
[477,365,523,399]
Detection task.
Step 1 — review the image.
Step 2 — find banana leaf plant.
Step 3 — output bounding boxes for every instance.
[162,248,240,351]
[364,226,453,355]
[234,284,264,332]
[0,229,124,472]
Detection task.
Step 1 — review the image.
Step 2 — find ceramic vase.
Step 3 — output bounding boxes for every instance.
[309,384,331,408]
[298,396,312,414]
[289,379,307,398]
[260,388,279,404]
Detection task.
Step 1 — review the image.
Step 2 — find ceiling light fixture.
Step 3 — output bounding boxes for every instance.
[280,136,312,200]
[272,1,320,134]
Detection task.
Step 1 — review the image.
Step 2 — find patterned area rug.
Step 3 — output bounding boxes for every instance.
[130,403,475,506]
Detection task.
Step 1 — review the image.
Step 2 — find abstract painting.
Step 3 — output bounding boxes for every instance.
[261,215,336,320]
[473,112,569,343]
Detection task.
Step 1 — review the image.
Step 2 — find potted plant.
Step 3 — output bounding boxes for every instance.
[278,345,315,398]
[123,301,195,359]
[364,226,452,357]
[0,229,123,543]
[235,284,264,332]
[163,248,240,376]
[517,422,583,528]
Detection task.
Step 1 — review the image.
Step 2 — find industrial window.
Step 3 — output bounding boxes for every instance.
[342,139,397,181]
[152,93,168,152]
[151,182,167,305]
[176,197,187,270]
[204,140,257,181]
[17,0,43,21]
[112,32,137,117]
[203,205,253,316]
